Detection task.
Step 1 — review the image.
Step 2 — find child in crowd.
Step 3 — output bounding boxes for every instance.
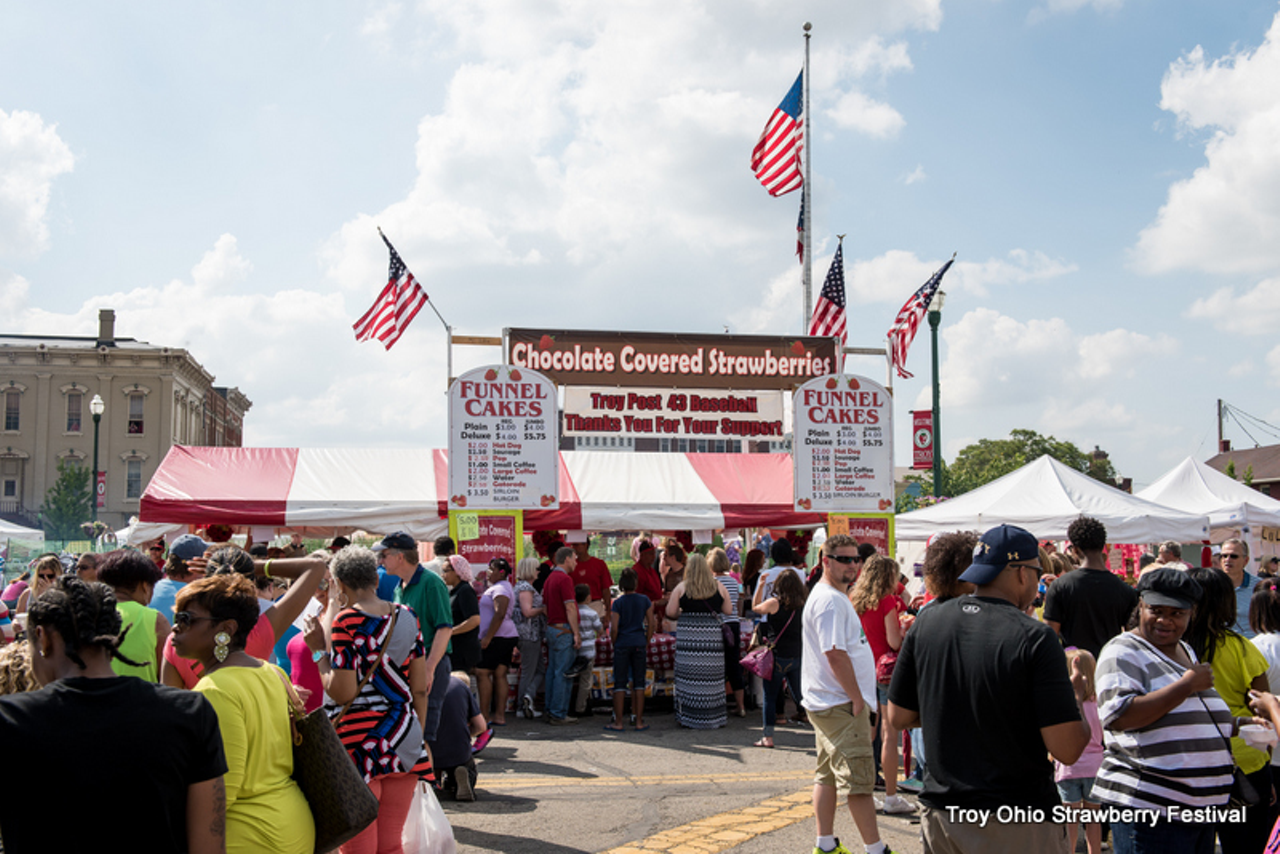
[566,584,605,716]
[606,568,654,732]
[1056,648,1104,854]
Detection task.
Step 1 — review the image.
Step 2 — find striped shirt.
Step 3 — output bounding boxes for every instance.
[1092,632,1233,815]
[718,575,741,625]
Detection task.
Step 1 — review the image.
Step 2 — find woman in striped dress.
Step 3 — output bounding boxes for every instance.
[305,546,434,854]
[710,548,747,717]
[666,553,733,729]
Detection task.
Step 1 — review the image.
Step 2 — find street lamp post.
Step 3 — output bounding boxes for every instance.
[927,291,946,498]
[89,394,104,527]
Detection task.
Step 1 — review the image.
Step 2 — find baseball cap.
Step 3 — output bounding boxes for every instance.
[328,536,352,552]
[371,532,417,553]
[1136,568,1202,610]
[636,539,654,553]
[959,524,1040,586]
[170,534,211,561]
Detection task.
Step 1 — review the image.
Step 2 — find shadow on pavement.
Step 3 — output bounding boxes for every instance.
[452,824,590,854]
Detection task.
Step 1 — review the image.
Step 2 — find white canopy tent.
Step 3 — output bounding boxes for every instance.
[895,455,1211,543]
[0,518,44,542]
[1136,456,1280,542]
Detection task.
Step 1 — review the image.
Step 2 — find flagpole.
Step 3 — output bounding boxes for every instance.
[801,22,813,333]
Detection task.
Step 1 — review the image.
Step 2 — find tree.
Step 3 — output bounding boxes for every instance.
[41,460,92,540]
[946,429,1120,496]
[1245,464,1255,486]
[1226,459,1238,480]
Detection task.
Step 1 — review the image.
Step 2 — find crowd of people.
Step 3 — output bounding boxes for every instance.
[4,521,1280,854]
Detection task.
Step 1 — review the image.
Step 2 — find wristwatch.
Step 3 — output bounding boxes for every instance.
[311,649,328,664]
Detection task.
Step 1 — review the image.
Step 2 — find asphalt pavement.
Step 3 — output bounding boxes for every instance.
[440,699,927,854]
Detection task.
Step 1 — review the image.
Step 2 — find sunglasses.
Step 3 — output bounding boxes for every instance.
[828,555,862,565]
[1222,554,1245,560]
[38,573,58,581]
[173,611,218,630]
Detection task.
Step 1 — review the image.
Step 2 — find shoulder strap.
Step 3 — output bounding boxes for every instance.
[766,610,796,649]
[270,664,305,746]
[334,607,400,724]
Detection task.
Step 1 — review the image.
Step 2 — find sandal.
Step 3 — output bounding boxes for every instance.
[754,738,775,748]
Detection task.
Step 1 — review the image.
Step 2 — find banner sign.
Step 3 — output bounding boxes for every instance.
[96,471,106,509]
[562,386,785,440]
[449,510,522,568]
[912,410,934,470]
[506,328,841,390]
[447,365,559,511]
[793,374,895,513]
[828,514,895,557]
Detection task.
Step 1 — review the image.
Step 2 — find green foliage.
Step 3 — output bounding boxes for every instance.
[947,429,1119,496]
[40,460,93,541]
[1226,459,1238,480]
[896,466,948,512]
[1245,464,1254,486]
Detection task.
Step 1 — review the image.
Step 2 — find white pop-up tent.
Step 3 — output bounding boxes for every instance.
[895,455,1210,543]
[0,518,45,542]
[1136,456,1280,541]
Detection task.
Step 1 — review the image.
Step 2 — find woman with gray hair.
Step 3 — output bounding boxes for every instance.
[512,556,547,718]
[303,545,434,853]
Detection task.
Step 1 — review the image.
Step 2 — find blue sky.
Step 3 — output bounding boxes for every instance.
[3,0,1280,491]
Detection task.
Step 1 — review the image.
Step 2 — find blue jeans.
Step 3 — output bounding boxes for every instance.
[544,626,576,720]
[762,655,802,737]
[1111,817,1216,854]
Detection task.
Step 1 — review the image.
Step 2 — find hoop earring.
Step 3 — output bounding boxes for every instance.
[214,632,231,662]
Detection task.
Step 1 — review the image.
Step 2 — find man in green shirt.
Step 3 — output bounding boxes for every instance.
[379,531,454,742]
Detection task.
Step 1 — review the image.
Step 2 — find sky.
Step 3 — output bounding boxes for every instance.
[3,0,1280,491]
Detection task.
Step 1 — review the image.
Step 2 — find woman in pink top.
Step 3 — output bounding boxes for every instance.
[475,557,519,725]
[1055,648,1105,854]
[285,559,332,713]
[851,554,914,816]
[160,546,328,688]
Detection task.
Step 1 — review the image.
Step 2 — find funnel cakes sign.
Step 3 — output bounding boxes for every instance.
[506,328,841,391]
[793,374,894,513]
[448,365,559,511]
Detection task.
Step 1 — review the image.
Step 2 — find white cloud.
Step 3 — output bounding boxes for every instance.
[846,248,1074,303]
[0,108,75,257]
[1076,328,1177,380]
[903,165,926,185]
[1028,0,1125,24]
[1228,360,1254,378]
[825,91,905,138]
[1132,11,1280,276]
[1186,276,1280,335]
[1268,345,1280,386]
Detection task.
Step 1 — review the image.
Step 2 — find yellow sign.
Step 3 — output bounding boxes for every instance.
[826,513,895,557]
[455,513,480,541]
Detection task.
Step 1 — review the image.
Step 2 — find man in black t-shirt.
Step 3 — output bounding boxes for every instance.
[1043,515,1139,657]
[888,524,1088,854]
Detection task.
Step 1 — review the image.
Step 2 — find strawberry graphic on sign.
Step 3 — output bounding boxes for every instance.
[508,368,522,381]
[484,368,499,381]
[538,334,555,350]
[790,340,806,356]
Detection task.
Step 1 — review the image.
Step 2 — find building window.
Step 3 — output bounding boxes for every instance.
[128,392,144,434]
[67,392,83,433]
[4,391,18,431]
[2,479,15,498]
[126,459,143,499]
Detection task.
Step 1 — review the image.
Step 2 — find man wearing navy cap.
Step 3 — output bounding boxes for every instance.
[380,531,454,746]
[888,524,1090,854]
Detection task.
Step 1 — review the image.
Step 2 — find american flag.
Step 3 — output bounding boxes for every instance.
[887,257,955,379]
[809,242,847,346]
[353,231,429,350]
[796,195,805,264]
[750,72,804,197]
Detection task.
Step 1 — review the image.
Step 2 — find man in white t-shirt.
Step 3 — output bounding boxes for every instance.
[801,533,890,854]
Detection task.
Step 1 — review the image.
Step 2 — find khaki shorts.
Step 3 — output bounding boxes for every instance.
[809,702,875,796]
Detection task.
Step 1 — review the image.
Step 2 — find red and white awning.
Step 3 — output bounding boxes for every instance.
[138,445,823,540]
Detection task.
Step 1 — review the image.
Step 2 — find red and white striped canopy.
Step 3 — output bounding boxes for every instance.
[139,445,823,539]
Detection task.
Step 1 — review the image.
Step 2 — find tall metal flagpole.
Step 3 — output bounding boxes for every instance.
[801,22,813,333]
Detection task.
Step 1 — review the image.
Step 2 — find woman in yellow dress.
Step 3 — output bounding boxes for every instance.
[173,572,315,854]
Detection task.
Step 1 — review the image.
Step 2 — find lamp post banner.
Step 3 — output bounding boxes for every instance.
[447,365,559,511]
[793,375,894,513]
[912,410,934,470]
[96,471,106,509]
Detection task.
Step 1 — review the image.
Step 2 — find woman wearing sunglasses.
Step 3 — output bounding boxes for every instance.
[172,572,315,854]
[15,555,61,615]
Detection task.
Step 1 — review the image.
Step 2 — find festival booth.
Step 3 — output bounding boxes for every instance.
[134,445,824,541]
[0,518,44,542]
[1136,456,1280,561]
[895,455,1211,545]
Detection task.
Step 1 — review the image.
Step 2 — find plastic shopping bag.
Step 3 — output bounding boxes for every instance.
[403,782,457,854]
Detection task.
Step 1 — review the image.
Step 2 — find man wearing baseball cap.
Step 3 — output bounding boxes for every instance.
[379,531,454,746]
[888,524,1090,853]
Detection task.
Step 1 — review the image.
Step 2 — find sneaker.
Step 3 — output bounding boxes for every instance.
[881,794,917,815]
[520,695,539,719]
[897,777,924,792]
[812,839,853,854]
[547,715,579,726]
[471,727,494,755]
[453,769,475,802]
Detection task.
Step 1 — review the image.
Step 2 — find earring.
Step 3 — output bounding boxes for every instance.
[214,632,231,662]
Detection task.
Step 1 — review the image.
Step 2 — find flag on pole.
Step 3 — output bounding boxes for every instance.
[353,231,429,350]
[887,257,955,379]
[796,195,805,264]
[808,242,847,346]
[750,72,804,197]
